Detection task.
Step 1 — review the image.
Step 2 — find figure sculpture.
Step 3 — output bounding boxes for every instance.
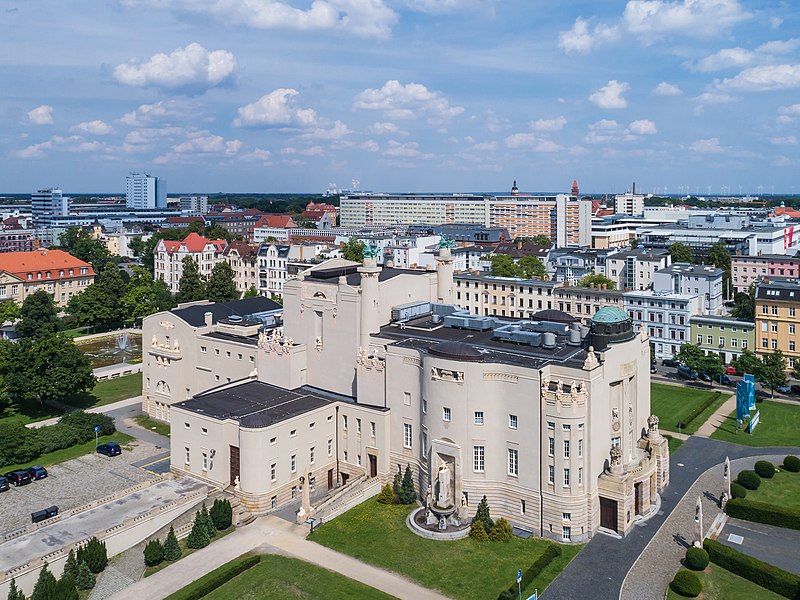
[436,460,452,507]
[151,334,158,348]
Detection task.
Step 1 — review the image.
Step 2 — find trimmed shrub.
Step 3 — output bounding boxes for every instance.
[737,469,761,490]
[399,464,416,505]
[144,539,164,567]
[392,468,402,502]
[725,498,800,531]
[489,518,513,542]
[200,503,216,539]
[730,482,747,499]
[166,555,261,600]
[496,544,561,600]
[670,570,702,598]
[163,526,182,561]
[685,547,709,571]
[77,537,107,574]
[704,538,800,599]
[377,483,395,505]
[210,499,232,531]
[75,561,95,591]
[472,495,494,532]
[783,455,800,473]
[678,391,724,431]
[754,460,776,479]
[186,512,210,549]
[469,519,489,541]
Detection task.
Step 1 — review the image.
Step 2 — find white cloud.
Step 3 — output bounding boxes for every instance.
[404,0,470,14]
[354,80,463,121]
[71,120,114,135]
[690,137,723,153]
[299,146,324,156]
[629,119,657,134]
[172,132,243,155]
[17,135,83,158]
[26,105,54,125]
[770,136,797,145]
[777,115,793,124]
[779,104,800,115]
[121,100,195,126]
[368,121,400,135]
[694,91,735,104]
[530,116,566,132]
[383,140,422,157]
[652,81,682,96]
[360,140,380,152]
[692,47,753,72]
[718,64,800,91]
[472,141,496,151]
[558,17,619,54]
[757,38,800,55]
[122,0,398,39]
[589,80,630,109]
[769,16,783,29]
[113,43,237,92]
[503,133,562,152]
[234,89,317,128]
[298,120,351,141]
[622,0,750,39]
[240,148,273,162]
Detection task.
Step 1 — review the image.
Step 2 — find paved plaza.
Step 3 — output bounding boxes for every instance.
[720,518,800,577]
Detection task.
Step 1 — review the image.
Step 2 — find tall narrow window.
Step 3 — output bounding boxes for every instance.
[508,448,519,477]
[403,423,412,448]
[473,446,485,472]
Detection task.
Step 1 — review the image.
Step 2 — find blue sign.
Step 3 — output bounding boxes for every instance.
[736,374,756,422]
[744,374,756,410]
[94,425,101,433]
[517,569,522,583]
[749,410,761,434]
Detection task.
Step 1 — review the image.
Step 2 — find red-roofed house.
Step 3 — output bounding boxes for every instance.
[154,232,228,293]
[0,249,95,307]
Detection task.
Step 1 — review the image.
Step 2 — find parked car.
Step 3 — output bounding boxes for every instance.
[0,476,8,493]
[677,364,698,380]
[719,374,732,385]
[662,358,680,368]
[26,466,48,480]
[96,442,121,457]
[650,363,658,373]
[699,373,712,382]
[775,384,791,394]
[3,470,32,486]
[31,506,59,524]
[725,365,738,375]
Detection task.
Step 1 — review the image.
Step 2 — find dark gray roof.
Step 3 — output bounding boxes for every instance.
[308,265,429,286]
[171,297,282,328]
[755,279,800,302]
[175,381,334,428]
[429,341,484,362]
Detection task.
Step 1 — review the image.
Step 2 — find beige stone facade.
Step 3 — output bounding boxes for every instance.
[0,249,94,307]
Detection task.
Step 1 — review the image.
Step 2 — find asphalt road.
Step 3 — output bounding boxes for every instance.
[720,518,800,576]
[541,436,800,600]
[106,404,171,449]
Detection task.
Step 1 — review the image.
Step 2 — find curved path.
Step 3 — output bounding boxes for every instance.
[541,437,799,600]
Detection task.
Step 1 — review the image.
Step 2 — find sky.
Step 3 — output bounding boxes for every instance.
[1,0,799,195]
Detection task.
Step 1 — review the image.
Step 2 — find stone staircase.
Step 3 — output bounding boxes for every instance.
[226,494,256,526]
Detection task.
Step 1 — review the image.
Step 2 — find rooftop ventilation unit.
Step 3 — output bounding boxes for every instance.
[391,301,432,322]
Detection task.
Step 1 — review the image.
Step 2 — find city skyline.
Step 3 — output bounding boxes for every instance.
[2,0,799,193]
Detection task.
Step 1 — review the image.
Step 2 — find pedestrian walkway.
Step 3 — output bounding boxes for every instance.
[26,396,142,429]
[694,393,736,437]
[109,516,450,600]
[620,453,787,600]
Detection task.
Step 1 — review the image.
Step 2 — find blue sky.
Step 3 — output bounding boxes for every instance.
[1,0,799,194]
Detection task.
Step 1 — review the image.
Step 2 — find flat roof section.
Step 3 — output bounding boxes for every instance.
[175,381,335,428]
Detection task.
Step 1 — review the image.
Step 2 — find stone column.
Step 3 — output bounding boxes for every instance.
[693,496,703,548]
[435,247,454,304]
[358,257,382,349]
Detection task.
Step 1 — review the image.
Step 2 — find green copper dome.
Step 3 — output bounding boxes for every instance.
[592,306,631,324]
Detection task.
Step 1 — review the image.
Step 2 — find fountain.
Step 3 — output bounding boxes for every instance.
[408,457,470,540]
[77,333,142,368]
[116,332,130,351]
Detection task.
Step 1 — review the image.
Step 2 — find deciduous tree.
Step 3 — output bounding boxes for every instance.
[759,349,788,398]
[732,349,762,378]
[176,257,205,304]
[577,273,616,289]
[517,255,546,279]
[669,242,693,264]
[205,262,239,303]
[17,290,59,339]
[490,254,518,277]
[341,238,366,262]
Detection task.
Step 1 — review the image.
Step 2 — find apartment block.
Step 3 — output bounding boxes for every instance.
[755,279,800,369]
[689,315,754,365]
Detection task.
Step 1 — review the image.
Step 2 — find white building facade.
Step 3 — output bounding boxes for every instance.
[624,291,702,359]
[154,232,227,293]
[126,173,167,209]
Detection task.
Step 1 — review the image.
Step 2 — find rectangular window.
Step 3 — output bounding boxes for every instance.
[473,446,485,472]
[562,526,571,542]
[184,447,190,464]
[707,335,713,345]
[578,467,583,485]
[343,415,348,430]
[327,439,333,456]
[791,324,796,334]
[403,423,412,448]
[290,429,296,437]
[564,468,570,487]
[291,486,297,499]
[611,436,621,447]
[357,418,361,434]
[443,407,451,422]
[184,422,190,429]
[547,421,555,429]
[508,448,519,477]
[403,392,411,406]
[578,439,583,458]
[200,346,207,353]
[474,411,484,425]
[310,447,315,464]
[270,463,276,481]
[562,512,571,521]
[548,465,555,484]
[271,495,277,509]
[772,339,778,349]
[509,414,518,429]
[521,499,526,515]
[270,437,277,445]
[291,454,296,473]
[564,439,570,459]
[201,428,207,436]
[202,452,208,471]
[370,422,376,437]
[772,322,778,333]
[309,422,315,430]
[422,399,427,414]
[731,338,738,348]
[563,424,571,432]
[548,437,555,456]
[719,337,725,346]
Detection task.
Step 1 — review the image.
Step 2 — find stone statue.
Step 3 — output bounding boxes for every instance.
[426,485,433,508]
[151,334,158,348]
[461,493,467,508]
[610,445,622,467]
[570,380,578,400]
[629,406,633,426]
[173,339,180,351]
[234,475,240,491]
[583,346,599,370]
[315,336,323,352]
[647,414,659,434]
[541,375,550,392]
[556,379,564,394]
[722,456,731,508]
[578,380,587,394]
[258,331,268,350]
[694,496,704,547]
[436,460,452,508]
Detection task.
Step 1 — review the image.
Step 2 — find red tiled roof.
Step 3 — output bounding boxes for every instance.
[254,215,296,229]
[224,241,259,257]
[160,232,227,254]
[0,249,95,280]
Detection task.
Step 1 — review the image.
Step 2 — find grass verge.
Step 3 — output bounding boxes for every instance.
[650,382,728,435]
[311,501,580,600]
[134,414,170,438]
[742,467,800,511]
[1,432,135,472]
[667,565,784,600]
[65,373,143,410]
[710,400,800,447]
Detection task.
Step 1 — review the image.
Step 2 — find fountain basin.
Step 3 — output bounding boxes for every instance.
[76,334,142,369]
[407,507,470,540]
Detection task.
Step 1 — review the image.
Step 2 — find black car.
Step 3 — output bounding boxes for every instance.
[0,476,8,493]
[4,470,32,486]
[719,374,732,385]
[97,442,122,457]
[26,465,48,480]
[662,358,680,368]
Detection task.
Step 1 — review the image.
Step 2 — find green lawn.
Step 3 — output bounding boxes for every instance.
[710,400,800,447]
[665,435,684,454]
[144,526,235,577]
[311,501,581,600]
[745,467,800,510]
[667,565,784,600]
[650,383,729,435]
[0,402,62,427]
[202,554,395,600]
[134,414,170,438]
[65,372,143,410]
[0,432,135,472]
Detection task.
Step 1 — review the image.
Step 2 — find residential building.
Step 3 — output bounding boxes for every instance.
[605,249,671,291]
[731,254,800,294]
[548,248,608,284]
[154,232,227,293]
[258,244,290,298]
[624,290,702,359]
[251,215,299,243]
[165,252,668,541]
[614,193,645,217]
[652,263,724,314]
[31,188,70,245]
[754,279,800,369]
[224,242,260,295]
[126,173,167,209]
[453,273,560,317]
[592,217,635,249]
[0,229,36,253]
[0,249,94,307]
[554,286,625,324]
[141,297,283,421]
[179,196,209,216]
[97,228,151,259]
[689,315,754,365]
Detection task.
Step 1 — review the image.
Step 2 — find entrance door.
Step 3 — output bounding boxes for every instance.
[341,472,349,486]
[635,482,642,516]
[369,454,377,478]
[229,445,240,485]
[327,469,334,490]
[600,497,618,532]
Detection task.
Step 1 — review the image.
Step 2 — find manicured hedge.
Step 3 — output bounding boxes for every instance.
[754,460,776,479]
[704,539,800,599]
[680,391,725,430]
[670,569,702,597]
[725,498,800,531]
[736,470,761,490]
[497,544,562,600]
[784,455,800,473]
[685,547,709,571]
[165,555,261,600]
[730,482,747,499]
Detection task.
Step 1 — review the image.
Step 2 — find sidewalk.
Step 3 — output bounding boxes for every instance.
[109,516,450,600]
[26,396,142,429]
[694,393,736,437]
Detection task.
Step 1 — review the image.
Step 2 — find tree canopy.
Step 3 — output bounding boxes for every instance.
[176,257,205,304]
[708,241,732,298]
[341,238,366,262]
[59,227,113,271]
[205,262,239,303]
[730,285,754,321]
[17,290,60,339]
[0,301,20,325]
[577,273,616,289]
[669,242,693,264]
[731,349,761,378]
[67,265,127,329]
[759,349,788,397]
